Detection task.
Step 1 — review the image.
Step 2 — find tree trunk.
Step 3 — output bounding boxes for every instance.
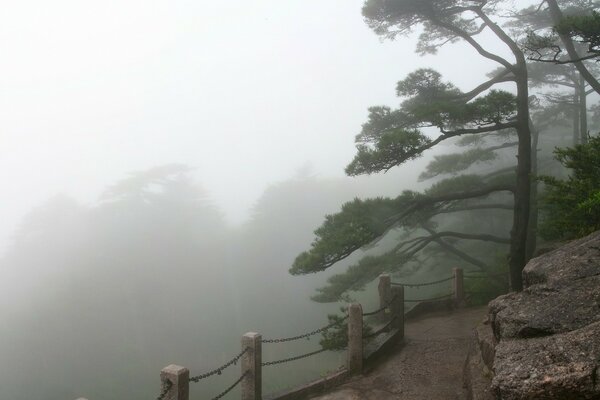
[526,119,539,261]
[475,9,532,292]
[573,91,581,146]
[579,74,588,144]
[509,67,532,292]
[546,0,600,94]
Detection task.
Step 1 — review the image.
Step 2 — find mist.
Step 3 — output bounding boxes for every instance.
[1,0,586,399]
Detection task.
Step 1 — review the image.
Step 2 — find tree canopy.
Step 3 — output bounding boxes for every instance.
[292,0,536,299]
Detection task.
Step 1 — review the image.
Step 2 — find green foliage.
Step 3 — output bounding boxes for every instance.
[311,251,412,303]
[424,174,488,196]
[419,148,498,180]
[361,0,484,40]
[540,136,600,240]
[468,90,517,125]
[396,68,460,98]
[290,197,411,275]
[296,173,512,301]
[347,67,517,177]
[346,129,432,175]
[319,310,373,351]
[463,257,509,306]
[555,11,600,56]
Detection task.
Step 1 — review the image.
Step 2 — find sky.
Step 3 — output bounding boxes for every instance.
[0,0,525,253]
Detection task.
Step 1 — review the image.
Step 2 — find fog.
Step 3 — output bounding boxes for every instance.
[0,1,547,399]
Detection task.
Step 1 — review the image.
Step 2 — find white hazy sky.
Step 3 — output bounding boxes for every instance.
[0,0,524,252]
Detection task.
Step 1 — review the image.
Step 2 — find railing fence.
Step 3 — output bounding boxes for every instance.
[147,267,504,400]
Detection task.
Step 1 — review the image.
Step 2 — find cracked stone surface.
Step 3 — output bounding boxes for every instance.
[309,306,487,400]
[489,231,600,399]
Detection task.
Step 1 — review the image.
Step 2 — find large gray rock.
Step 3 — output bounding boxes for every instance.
[523,230,600,287]
[486,231,600,399]
[489,277,600,340]
[492,321,600,400]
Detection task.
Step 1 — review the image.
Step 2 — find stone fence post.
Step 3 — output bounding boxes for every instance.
[160,364,189,400]
[453,267,465,305]
[378,274,392,322]
[390,285,404,339]
[241,332,262,400]
[347,303,363,374]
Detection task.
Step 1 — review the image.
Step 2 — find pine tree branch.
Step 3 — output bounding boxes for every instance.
[432,203,514,215]
[545,0,600,94]
[422,226,491,271]
[430,15,515,72]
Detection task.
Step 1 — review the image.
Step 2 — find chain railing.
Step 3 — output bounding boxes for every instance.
[391,275,453,288]
[189,347,249,383]
[209,371,248,400]
[404,293,454,303]
[362,294,398,317]
[156,379,172,400]
[154,268,474,400]
[262,347,328,367]
[261,316,348,343]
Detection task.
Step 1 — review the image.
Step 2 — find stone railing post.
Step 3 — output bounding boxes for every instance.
[390,285,404,339]
[160,364,189,400]
[347,303,363,374]
[378,274,391,322]
[241,332,262,400]
[454,267,465,305]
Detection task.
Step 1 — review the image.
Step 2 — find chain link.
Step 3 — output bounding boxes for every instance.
[262,316,349,343]
[362,295,398,317]
[404,293,454,303]
[209,371,248,400]
[156,379,172,400]
[364,316,398,339]
[189,347,249,383]
[261,348,327,366]
[391,276,453,288]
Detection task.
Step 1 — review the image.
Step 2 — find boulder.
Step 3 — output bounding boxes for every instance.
[486,231,600,399]
[523,231,600,287]
[489,277,600,340]
[492,321,600,400]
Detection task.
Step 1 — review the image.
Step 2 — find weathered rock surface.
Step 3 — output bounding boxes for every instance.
[474,319,496,372]
[523,230,600,287]
[489,277,600,340]
[493,321,600,400]
[463,326,495,400]
[487,231,600,399]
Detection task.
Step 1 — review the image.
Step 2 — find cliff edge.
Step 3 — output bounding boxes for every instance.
[466,230,600,399]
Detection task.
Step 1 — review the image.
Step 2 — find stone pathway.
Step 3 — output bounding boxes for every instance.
[309,306,488,400]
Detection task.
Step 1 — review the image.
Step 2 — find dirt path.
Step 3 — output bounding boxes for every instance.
[308,306,487,400]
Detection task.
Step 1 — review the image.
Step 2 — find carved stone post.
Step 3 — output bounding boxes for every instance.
[241,332,262,400]
[390,285,404,339]
[378,274,392,322]
[160,364,189,400]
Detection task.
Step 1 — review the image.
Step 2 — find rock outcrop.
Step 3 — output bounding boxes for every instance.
[484,231,600,399]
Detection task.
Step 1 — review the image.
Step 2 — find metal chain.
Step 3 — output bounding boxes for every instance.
[404,293,454,303]
[391,276,453,288]
[261,348,327,367]
[189,347,249,383]
[362,295,398,317]
[262,316,349,344]
[156,379,172,400]
[209,371,248,400]
[364,316,398,339]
